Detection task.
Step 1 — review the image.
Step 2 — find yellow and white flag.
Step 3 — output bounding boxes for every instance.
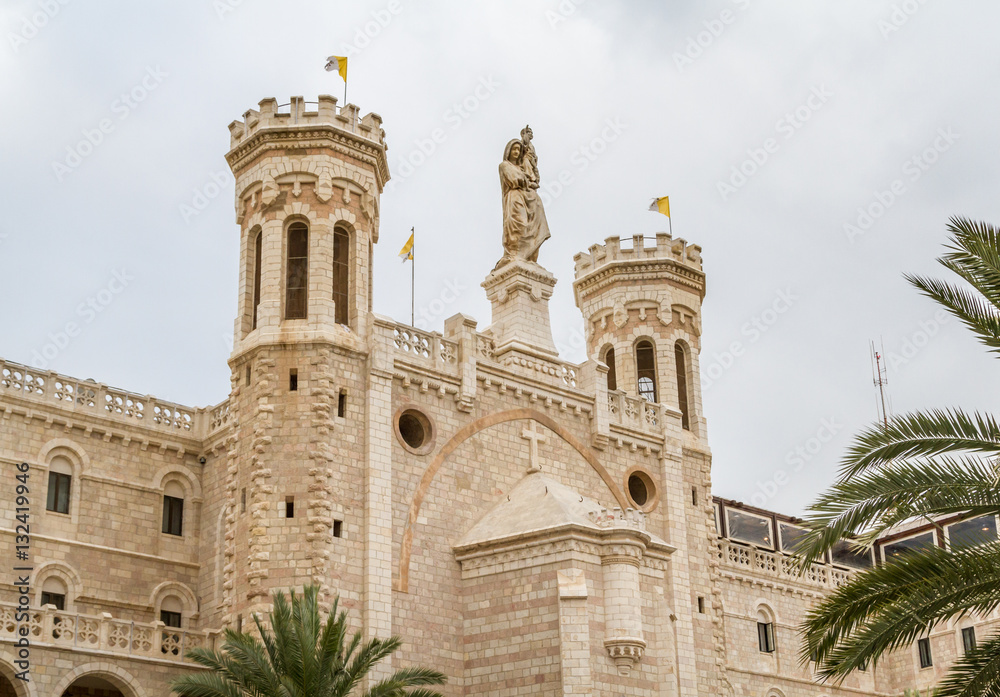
[398,231,414,262]
[649,196,670,218]
[324,55,348,81]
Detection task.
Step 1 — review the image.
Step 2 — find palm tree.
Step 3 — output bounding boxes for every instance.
[170,585,446,697]
[796,218,1000,697]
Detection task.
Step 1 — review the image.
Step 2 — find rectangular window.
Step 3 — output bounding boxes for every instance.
[948,515,999,550]
[963,627,977,654]
[757,622,775,653]
[161,610,182,628]
[882,531,935,562]
[285,496,294,519]
[697,596,705,613]
[285,223,308,319]
[252,230,262,329]
[289,369,298,391]
[338,390,347,418]
[726,508,773,548]
[46,472,71,514]
[236,614,243,633]
[245,365,251,386]
[162,495,184,536]
[333,519,343,538]
[918,637,933,668]
[691,486,698,506]
[778,522,808,554]
[831,539,874,569]
[240,488,247,513]
[40,592,65,610]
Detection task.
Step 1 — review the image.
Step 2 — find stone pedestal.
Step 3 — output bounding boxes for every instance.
[481,260,558,357]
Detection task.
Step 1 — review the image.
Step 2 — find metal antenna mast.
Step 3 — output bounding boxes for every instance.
[870,339,890,428]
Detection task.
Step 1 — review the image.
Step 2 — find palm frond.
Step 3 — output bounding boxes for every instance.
[937,633,1000,697]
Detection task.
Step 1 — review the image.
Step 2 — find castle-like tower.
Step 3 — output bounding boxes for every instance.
[222,95,389,632]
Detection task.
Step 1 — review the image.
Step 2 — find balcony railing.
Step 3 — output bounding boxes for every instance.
[0,602,220,664]
[716,539,853,590]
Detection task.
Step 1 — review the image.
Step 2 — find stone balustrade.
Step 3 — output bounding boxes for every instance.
[588,506,647,531]
[391,325,459,373]
[607,390,665,436]
[0,602,220,664]
[0,358,222,441]
[716,539,853,590]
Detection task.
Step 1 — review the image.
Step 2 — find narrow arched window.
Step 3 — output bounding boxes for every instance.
[162,480,185,537]
[675,342,691,430]
[333,226,350,325]
[604,347,618,391]
[285,222,309,319]
[251,229,262,330]
[46,456,73,515]
[636,340,657,402]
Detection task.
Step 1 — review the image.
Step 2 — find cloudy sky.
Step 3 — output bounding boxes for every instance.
[2,0,998,516]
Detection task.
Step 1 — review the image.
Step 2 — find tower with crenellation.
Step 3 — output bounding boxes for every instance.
[221,95,389,631]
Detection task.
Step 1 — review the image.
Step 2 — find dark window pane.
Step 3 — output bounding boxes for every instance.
[757,622,775,653]
[918,638,933,668]
[161,610,182,628]
[163,495,184,536]
[726,509,773,547]
[333,227,350,325]
[675,343,690,430]
[831,540,873,569]
[605,347,617,391]
[252,230,262,330]
[636,341,657,402]
[285,224,308,319]
[882,531,934,561]
[46,472,71,514]
[963,627,977,654]
[41,592,65,610]
[948,515,998,549]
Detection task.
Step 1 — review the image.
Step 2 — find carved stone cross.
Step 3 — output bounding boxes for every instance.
[521,420,547,474]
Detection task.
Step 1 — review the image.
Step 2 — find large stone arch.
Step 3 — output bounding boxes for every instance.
[0,652,35,697]
[51,663,148,697]
[397,407,628,592]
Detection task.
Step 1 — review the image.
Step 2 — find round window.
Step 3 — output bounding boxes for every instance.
[394,408,435,454]
[625,469,658,511]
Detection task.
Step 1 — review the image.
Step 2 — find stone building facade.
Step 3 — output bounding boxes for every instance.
[0,96,988,696]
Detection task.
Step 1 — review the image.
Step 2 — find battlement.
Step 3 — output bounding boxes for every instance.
[573,233,703,279]
[227,95,386,149]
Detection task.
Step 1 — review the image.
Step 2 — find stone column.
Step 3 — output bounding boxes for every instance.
[557,568,592,697]
[601,542,646,676]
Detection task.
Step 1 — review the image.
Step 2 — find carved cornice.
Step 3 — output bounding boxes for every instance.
[226,126,389,189]
[574,258,706,299]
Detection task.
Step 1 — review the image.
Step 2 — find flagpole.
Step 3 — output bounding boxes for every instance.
[410,227,415,328]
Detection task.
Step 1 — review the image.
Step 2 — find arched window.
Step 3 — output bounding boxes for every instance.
[757,607,776,653]
[675,342,691,430]
[635,340,657,402]
[162,480,185,537]
[333,226,350,325]
[46,456,73,515]
[251,229,262,330]
[160,595,183,628]
[604,346,618,391]
[40,576,67,610]
[285,222,309,319]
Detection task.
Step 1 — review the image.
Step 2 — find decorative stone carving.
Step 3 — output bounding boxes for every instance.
[497,126,550,268]
[604,637,647,676]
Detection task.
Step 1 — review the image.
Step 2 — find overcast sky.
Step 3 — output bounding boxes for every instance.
[2,0,998,517]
